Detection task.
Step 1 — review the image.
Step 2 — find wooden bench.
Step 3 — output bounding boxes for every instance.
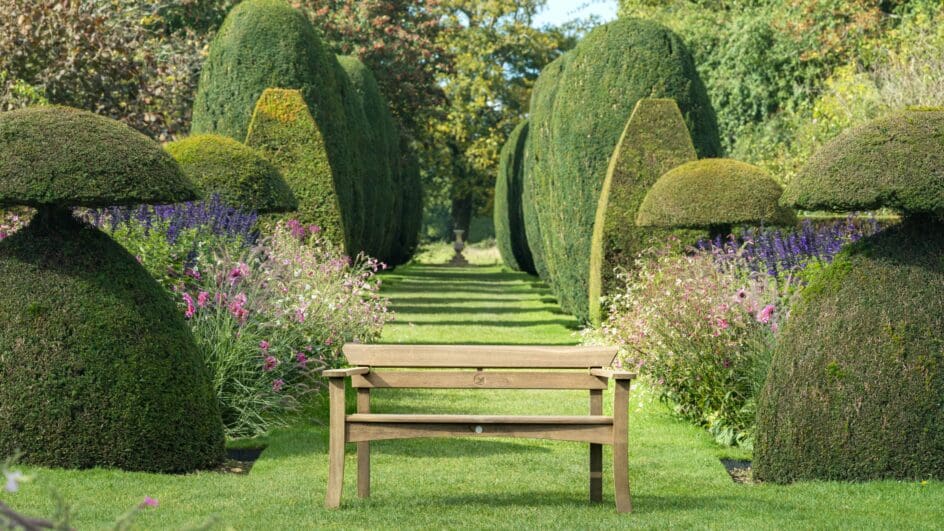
[323,345,636,513]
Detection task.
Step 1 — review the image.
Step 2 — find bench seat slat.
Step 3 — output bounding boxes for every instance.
[343,344,617,368]
[351,371,608,390]
[346,414,614,425]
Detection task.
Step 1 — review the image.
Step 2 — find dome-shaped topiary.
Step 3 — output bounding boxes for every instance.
[754,222,944,482]
[337,56,399,261]
[0,106,224,472]
[587,98,698,325]
[0,106,197,207]
[636,158,796,237]
[755,109,944,483]
[782,109,944,215]
[496,119,534,273]
[165,134,297,214]
[192,0,365,250]
[246,89,347,249]
[528,17,722,321]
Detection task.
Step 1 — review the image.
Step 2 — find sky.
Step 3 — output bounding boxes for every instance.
[532,0,618,28]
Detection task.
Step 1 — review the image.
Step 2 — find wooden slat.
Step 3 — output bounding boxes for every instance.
[351,370,608,390]
[343,344,617,368]
[347,422,614,445]
[356,389,370,499]
[347,414,613,425]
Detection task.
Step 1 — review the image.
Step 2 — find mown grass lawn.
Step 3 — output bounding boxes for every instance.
[4,263,943,529]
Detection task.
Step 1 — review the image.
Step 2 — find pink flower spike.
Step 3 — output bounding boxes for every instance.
[142,496,159,508]
[197,291,209,308]
[181,293,196,319]
[757,304,776,324]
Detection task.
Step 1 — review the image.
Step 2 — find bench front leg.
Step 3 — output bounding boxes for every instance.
[590,389,603,503]
[325,376,347,509]
[357,388,371,498]
[612,379,632,513]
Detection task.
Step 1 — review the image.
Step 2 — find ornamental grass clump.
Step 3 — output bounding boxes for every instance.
[755,108,944,483]
[0,106,224,472]
[175,220,391,438]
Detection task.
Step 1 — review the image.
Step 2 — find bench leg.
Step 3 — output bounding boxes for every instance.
[357,388,371,498]
[590,389,603,502]
[325,377,346,509]
[613,380,632,513]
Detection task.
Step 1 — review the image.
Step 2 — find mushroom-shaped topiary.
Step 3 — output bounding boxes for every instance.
[0,106,224,472]
[754,109,944,483]
[165,134,297,213]
[637,158,796,239]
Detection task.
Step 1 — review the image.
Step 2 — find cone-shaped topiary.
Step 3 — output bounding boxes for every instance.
[191,0,364,250]
[528,18,722,321]
[165,134,297,214]
[0,106,224,472]
[587,99,698,325]
[337,56,399,261]
[523,53,570,283]
[754,108,944,483]
[636,158,796,238]
[246,89,347,249]
[496,120,534,273]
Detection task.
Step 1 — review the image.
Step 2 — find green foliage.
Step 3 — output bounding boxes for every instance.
[755,221,944,482]
[782,109,944,215]
[0,210,224,472]
[337,55,399,260]
[165,134,297,214]
[523,53,570,282]
[246,89,347,249]
[530,17,721,321]
[0,106,197,208]
[637,158,796,230]
[192,0,366,250]
[587,99,698,325]
[495,120,534,273]
[392,150,424,265]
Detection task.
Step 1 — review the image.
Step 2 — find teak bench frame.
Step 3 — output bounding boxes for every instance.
[323,345,636,513]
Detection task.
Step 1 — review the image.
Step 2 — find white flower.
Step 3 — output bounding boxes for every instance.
[4,470,24,493]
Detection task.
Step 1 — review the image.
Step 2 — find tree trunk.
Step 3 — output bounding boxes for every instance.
[450,194,473,240]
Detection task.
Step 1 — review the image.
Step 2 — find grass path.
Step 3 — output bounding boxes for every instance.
[5,263,943,528]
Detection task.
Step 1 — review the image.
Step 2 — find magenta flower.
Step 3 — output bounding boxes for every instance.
[197,291,210,308]
[142,496,159,508]
[227,262,249,285]
[272,379,285,392]
[263,356,278,371]
[296,352,308,366]
[716,318,729,330]
[181,293,196,319]
[308,224,321,234]
[295,308,306,323]
[733,288,747,303]
[757,304,776,324]
[259,340,270,352]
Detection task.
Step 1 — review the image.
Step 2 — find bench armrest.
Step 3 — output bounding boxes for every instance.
[589,368,636,380]
[323,366,370,378]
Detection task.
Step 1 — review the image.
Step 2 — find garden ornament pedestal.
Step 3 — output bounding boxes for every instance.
[450,229,469,266]
[754,108,944,483]
[0,106,224,472]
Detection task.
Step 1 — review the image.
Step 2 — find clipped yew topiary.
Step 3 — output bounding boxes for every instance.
[754,109,944,483]
[523,53,570,283]
[0,106,224,472]
[165,134,297,213]
[496,120,534,273]
[636,158,796,238]
[246,89,347,249]
[530,18,721,321]
[192,0,364,249]
[337,55,398,260]
[587,99,697,325]
[391,148,423,265]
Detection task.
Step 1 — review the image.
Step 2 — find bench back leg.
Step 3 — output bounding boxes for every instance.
[589,389,603,503]
[613,380,632,513]
[325,377,346,509]
[357,388,371,498]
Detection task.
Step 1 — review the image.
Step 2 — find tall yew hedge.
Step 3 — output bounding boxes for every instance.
[496,120,534,273]
[528,18,721,321]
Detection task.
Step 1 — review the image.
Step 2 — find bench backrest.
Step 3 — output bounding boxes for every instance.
[343,345,618,391]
